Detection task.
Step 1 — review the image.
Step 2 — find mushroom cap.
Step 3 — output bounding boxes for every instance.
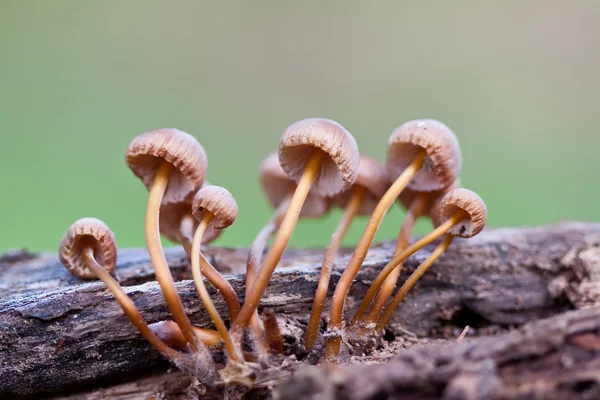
[279,118,360,197]
[59,218,117,280]
[160,201,222,245]
[192,185,238,230]
[126,128,208,204]
[332,156,390,216]
[259,152,331,218]
[386,119,462,192]
[398,179,461,217]
[431,188,487,238]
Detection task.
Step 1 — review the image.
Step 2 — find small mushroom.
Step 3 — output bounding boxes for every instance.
[190,185,243,362]
[126,128,207,352]
[149,321,222,350]
[377,188,487,329]
[230,118,359,337]
[326,119,462,358]
[246,152,333,358]
[361,181,459,325]
[304,156,389,351]
[59,218,181,361]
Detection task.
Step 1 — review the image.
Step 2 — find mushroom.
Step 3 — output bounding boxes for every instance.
[160,182,240,321]
[190,185,243,362]
[362,181,459,325]
[326,119,461,358]
[59,218,181,361]
[304,156,389,351]
[126,128,207,352]
[353,188,485,328]
[377,188,487,329]
[149,321,222,350]
[230,118,359,338]
[246,152,332,354]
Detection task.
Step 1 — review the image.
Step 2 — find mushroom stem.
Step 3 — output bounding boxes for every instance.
[326,149,426,358]
[191,212,243,362]
[81,247,182,361]
[363,194,426,324]
[177,221,241,321]
[244,196,290,359]
[351,210,466,325]
[378,234,455,329]
[149,321,223,350]
[304,185,367,351]
[146,160,198,352]
[231,150,325,335]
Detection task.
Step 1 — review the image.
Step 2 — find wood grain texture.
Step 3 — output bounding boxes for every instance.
[1,222,599,397]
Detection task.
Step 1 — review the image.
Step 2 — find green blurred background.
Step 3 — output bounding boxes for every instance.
[1,1,598,252]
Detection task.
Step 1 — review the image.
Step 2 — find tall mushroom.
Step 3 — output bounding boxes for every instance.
[126,128,207,352]
[326,119,461,358]
[304,156,389,351]
[378,188,487,329]
[362,182,458,325]
[230,118,360,338]
[247,152,332,357]
[190,185,243,362]
[59,218,182,361]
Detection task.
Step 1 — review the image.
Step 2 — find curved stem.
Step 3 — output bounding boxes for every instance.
[146,161,198,351]
[82,247,182,361]
[149,321,222,350]
[364,194,426,324]
[325,150,426,359]
[378,234,455,329]
[304,185,366,351]
[178,224,241,321]
[230,150,325,335]
[244,196,290,359]
[351,211,466,324]
[191,213,243,362]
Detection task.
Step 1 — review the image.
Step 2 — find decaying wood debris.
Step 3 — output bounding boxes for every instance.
[1,222,600,398]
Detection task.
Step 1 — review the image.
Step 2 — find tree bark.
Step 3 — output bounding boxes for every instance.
[1,222,599,398]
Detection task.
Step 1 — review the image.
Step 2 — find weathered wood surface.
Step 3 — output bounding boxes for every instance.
[1,222,600,397]
[277,306,600,400]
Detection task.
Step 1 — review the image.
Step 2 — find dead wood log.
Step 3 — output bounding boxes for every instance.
[1,222,599,397]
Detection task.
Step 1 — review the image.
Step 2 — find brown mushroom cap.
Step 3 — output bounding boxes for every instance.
[332,156,390,216]
[192,185,238,229]
[126,128,208,204]
[160,202,222,244]
[386,119,462,192]
[59,218,117,279]
[398,179,461,216]
[279,118,359,197]
[431,188,487,238]
[259,152,331,218]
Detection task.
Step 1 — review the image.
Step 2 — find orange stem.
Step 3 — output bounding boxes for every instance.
[351,211,465,324]
[304,185,366,351]
[364,194,426,324]
[82,247,182,361]
[378,234,455,329]
[149,320,222,350]
[325,150,426,359]
[146,161,198,351]
[191,213,243,362]
[230,150,325,335]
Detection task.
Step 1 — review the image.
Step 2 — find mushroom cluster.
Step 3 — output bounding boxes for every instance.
[58,118,487,385]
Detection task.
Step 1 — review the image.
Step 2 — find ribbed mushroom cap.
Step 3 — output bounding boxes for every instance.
[126,128,208,204]
[386,119,461,192]
[160,202,222,244]
[398,179,461,217]
[332,156,390,216]
[431,188,487,238]
[59,218,117,279]
[259,152,331,218]
[279,118,359,197]
[192,185,238,230]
